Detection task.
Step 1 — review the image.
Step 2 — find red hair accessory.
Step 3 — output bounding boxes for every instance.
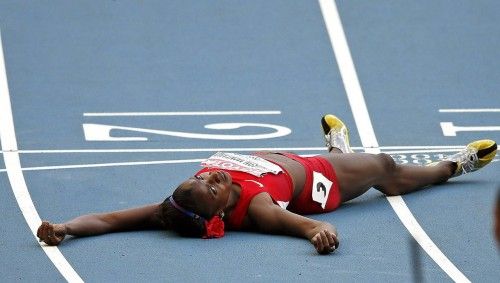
[167,196,225,238]
[203,216,225,239]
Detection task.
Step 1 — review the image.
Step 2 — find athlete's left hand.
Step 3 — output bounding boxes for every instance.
[310,224,339,254]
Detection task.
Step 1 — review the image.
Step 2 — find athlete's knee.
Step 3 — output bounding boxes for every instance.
[375,153,396,175]
[373,184,399,196]
[373,154,399,196]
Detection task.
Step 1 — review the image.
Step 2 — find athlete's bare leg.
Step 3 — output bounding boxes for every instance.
[320,115,496,203]
[321,153,454,203]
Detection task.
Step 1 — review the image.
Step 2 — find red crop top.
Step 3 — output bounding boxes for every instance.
[196,167,293,229]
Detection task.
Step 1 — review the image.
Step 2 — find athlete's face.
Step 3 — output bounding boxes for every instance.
[185,170,232,218]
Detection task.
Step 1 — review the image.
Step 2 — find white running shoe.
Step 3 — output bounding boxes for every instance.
[446,139,497,178]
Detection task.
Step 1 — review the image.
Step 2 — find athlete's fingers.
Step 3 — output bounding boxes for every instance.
[52,224,65,245]
[327,231,340,252]
[314,232,324,252]
[325,230,335,249]
[39,222,49,243]
[312,231,335,254]
[36,222,44,240]
[46,224,60,246]
[43,222,52,244]
[326,229,339,249]
[38,222,60,245]
[311,234,320,251]
[47,224,54,236]
[315,231,330,254]
[332,233,340,250]
[320,231,330,252]
[312,233,324,253]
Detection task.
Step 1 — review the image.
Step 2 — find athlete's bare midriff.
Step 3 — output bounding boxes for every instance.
[256,152,307,198]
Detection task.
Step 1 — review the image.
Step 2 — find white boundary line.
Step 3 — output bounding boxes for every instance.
[83,110,281,116]
[0,31,83,282]
[318,1,470,282]
[0,145,464,154]
[8,158,205,172]
[439,108,500,113]
[0,158,497,174]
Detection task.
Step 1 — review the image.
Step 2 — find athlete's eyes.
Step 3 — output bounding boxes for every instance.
[194,175,216,195]
[209,186,217,195]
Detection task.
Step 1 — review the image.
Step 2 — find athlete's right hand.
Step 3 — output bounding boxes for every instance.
[310,225,339,254]
[37,221,67,246]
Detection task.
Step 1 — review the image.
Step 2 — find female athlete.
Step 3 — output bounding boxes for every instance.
[36,115,497,254]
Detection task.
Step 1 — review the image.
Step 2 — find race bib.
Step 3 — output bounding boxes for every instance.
[201,152,283,177]
[311,171,332,209]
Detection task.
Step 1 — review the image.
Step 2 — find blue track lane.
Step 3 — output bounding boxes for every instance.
[1,1,499,282]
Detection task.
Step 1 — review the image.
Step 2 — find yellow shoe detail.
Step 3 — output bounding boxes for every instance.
[321,114,353,153]
[448,139,497,178]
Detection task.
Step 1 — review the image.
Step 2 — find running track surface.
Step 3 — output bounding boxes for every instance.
[1,1,499,282]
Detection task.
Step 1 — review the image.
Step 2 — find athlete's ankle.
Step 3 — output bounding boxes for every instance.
[448,161,457,177]
[328,147,343,154]
[440,161,457,178]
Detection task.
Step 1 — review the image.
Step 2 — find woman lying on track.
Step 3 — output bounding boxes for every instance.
[37,115,497,254]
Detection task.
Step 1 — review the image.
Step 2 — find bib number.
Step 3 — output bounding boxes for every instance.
[311,171,332,209]
[201,152,283,177]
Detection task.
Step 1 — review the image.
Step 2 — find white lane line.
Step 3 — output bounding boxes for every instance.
[439,108,500,113]
[318,1,470,282]
[11,158,205,172]
[1,145,464,154]
[83,111,281,116]
[382,149,462,155]
[0,30,83,282]
[1,158,498,174]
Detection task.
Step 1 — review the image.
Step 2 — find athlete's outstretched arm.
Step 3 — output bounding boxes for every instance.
[37,203,164,246]
[246,193,339,254]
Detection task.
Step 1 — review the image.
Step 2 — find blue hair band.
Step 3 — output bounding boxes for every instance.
[167,196,205,222]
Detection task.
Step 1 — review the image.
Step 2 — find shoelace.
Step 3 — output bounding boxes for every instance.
[450,147,479,174]
[325,129,351,153]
